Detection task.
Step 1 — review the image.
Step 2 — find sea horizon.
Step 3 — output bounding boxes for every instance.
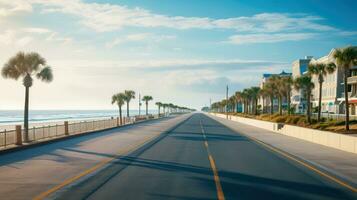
[0,109,158,128]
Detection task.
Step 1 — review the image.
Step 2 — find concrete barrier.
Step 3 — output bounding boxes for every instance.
[210,113,357,154]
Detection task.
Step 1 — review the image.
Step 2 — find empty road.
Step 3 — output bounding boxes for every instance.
[53,113,356,200]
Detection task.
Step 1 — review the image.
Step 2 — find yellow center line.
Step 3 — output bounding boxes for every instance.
[244,134,357,193]
[34,135,157,200]
[200,119,226,200]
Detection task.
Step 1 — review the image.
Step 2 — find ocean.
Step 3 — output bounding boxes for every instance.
[0,110,157,127]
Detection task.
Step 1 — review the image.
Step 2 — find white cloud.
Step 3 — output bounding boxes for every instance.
[106,33,176,48]
[0,0,32,17]
[16,36,33,46]
[23,27,52,34]
[228,33,317,44]
[22,0,334,33]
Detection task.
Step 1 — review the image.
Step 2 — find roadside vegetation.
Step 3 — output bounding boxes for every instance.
[211,46,357,134]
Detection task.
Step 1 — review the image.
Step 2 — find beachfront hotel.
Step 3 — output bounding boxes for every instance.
[309,48,345,115]
[258,47,357,116]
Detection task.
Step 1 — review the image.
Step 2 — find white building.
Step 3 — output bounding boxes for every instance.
[310,49,344,114]
[291,56,313,113]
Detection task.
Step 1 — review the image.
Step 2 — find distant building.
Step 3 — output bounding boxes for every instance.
[291,56,313,113]
[259,70,292,113]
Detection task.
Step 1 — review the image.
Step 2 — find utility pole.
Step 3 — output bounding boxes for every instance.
[226,85,228,119]
[209,98,212,112]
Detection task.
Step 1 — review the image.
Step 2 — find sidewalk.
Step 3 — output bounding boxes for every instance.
[207,114,357,186]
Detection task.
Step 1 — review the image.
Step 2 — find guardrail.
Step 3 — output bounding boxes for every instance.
[311,113,357,121]
[0,115,154,149]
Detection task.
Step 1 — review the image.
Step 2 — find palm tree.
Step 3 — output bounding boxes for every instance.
[142,95,153,115]
[264,79,277,115]
[241,89,250,114]
[229,95,236,112]
[294,75,315,124]
[112,93,126,125]
[259,88,268,114]
[308,62,336,121]
[282,76,293,115]
[333,46,357,131]
[155,102,162,116]
[2,52,53,142]
[234,91,243,113]
[250,87,260,115]
[123,90,135,117]
[270,76,285,115]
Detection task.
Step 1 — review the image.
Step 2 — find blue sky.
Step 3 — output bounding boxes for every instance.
[0,0,356,110]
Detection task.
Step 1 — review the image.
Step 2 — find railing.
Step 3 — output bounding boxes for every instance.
[0,115,152,149]
[311,113,357,121]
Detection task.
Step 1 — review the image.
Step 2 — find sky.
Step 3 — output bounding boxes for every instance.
[0,0,356,110]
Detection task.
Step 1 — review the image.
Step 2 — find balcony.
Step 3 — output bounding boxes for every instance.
[347,76,357,84]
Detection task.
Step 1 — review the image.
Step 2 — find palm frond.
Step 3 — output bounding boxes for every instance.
[36,66,53,82]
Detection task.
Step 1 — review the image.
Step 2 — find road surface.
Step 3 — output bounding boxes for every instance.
[53,113,356,200]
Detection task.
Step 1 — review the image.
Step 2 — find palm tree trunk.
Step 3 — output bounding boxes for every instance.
[255,99,258,115]
[344,69,350,130]
[307,92,311,124]
[119,106,122,125]
[24,86,30,142]
[287,91,291,115]
[270,96,274,115]
[317,81,322,121]
[158,106,160,116]
[126,102,129,117]
[279,95,282,115]
[146,102,148,115]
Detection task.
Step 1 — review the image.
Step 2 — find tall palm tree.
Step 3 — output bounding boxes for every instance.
[155,102,162,116]
[250,87,261,115]
[2,52,53,142]
[333,46,357,131]
[229,95,236,112]
[123,90,135,117]
[294,75,315,124]
[112,93,126,125]
[270,76,285,115]
[234,91,243,113]
[241,89,250,114]
[264,79,277,115]
[142,95,153,115]
[259,88,269,114]
[283,76,293,115]
[308,62,336,121]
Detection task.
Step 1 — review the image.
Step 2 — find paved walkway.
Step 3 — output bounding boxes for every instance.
[0,114,190,200]
[207,114,357,186]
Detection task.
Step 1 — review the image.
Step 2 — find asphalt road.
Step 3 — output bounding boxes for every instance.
[56,113,356,200]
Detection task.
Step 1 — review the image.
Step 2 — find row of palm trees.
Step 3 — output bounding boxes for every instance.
[155,102,194,116]
[211,46,357,130]
[112,93,195,126]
